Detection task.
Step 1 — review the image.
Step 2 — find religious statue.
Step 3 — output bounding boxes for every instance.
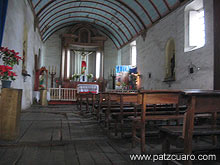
[170,54,175,78]
[39,72,45,89]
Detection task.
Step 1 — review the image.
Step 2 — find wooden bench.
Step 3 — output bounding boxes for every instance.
[132,90,185,154]
[77,92,96,114]
[95,92,119,122]
[97,92,141,134]
[110,92,142,137]
[160,90,220,165]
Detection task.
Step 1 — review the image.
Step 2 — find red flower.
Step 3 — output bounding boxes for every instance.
[0,47,21,67]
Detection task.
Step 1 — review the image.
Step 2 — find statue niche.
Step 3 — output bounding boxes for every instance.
[164,38,176,82]
[61,23,107,48]
[79,28,91,43]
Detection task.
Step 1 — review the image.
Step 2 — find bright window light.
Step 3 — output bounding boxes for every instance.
[130,41,136,66]
[189,9,205,48]
[96,52,101,79]
[67,50,70,79]
[62,50,65,78]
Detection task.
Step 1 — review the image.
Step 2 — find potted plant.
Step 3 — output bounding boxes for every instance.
[0,47,21,67]
[0,65,17,88]
[0,47,22,88]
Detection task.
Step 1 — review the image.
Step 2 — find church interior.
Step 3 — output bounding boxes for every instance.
[0,0,220,164]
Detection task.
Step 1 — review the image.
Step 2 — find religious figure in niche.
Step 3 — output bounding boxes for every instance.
[39,72,46,89]
[22,24,28,72]
[81,60,86,74]
[34,67,48,91]
[170,53,175,78]
[164,38,176,81]
[81,53,87,74]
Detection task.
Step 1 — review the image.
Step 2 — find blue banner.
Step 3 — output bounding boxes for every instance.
[116,65,131,74]
[0,0,8,46]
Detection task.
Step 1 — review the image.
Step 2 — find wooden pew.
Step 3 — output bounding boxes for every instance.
[77,92,96,114]
[160,90,220,165]
[132,90,185,154]
[98,92,140,134]
[111,92,142,137]
[95,92,119,122]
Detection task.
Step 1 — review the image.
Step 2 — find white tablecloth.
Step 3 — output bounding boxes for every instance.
[33,91,50,102]
[77,84,99,94]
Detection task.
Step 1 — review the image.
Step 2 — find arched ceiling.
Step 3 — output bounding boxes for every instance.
[30,0,187,49]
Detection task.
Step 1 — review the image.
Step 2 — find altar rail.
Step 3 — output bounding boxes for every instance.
[49,87,77,101]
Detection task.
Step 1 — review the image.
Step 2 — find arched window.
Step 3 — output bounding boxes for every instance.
[165,38,175,81]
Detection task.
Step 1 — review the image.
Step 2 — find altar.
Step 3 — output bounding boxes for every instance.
[77,84,99,94]
[61,80,103,92]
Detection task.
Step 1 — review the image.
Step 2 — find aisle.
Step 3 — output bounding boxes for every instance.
[0,105,154,165]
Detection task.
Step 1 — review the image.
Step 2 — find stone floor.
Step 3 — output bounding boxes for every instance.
[0,105,219,165]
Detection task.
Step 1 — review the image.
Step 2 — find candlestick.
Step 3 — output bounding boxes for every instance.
[49,65,57,88]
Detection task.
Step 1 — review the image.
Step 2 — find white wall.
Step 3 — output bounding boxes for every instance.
[2,0,44,109]
[120,0,214,90]
[43,28,66,86]
[103,39,118,88]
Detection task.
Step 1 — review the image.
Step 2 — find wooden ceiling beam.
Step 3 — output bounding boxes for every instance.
[42,16,125,46]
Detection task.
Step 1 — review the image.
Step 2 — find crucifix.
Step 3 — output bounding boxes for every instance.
[74,50,93,75]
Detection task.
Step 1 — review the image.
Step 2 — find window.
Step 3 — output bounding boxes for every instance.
[96,52,101,79]
[189,9,205,48]
[130,41,136,66]
[67,50,70,79]
[184,0,205,52]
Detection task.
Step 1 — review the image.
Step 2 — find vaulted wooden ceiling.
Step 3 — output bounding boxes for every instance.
[30,0,187,49]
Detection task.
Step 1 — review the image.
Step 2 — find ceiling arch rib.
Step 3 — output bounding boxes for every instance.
[104,0,144,30]
[31,0,187,49]
[42,16,125,46]
[44,21,121,49]
[39,6,134,38]
[134,0,154,23]
[38,0,141,34]
[40,12,128,43]
[114,0,147,29]
[36,0,144,31]
[43,22,121,49]
[149,0,162,18]
[151,0,170,16]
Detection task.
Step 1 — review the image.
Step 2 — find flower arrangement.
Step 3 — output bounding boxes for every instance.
[0,47,21,82]
[0,47,22,67]
[0,65,17,81]
[71,73,81,81]
[87,73,93,79]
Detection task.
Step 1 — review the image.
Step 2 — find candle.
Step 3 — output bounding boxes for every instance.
[49,66,50,72]
[55,66,56,73]
[52,66,54,73]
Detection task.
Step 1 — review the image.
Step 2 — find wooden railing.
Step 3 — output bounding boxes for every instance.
[49,87,77,101]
